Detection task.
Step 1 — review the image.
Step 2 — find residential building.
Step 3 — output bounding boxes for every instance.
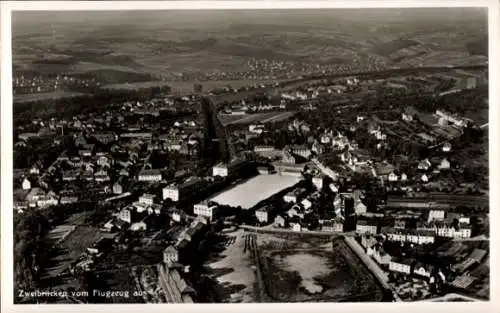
[283,188,307,203]
[389,258,413,275]
[312,175,323,190]
[459,216,471,224]
[413,262,433,278]
[356,220,377,235]
[22,178,31,190]
[97,155,112,167]
[172,210,184,223]
[442,142,452,152]
[29,165,41,175]
[301,198,313,210]
[388,172,398,182]
[113,182,123,194]
[37,195,59,208]
[421,174,429,182]
[361,235,378,250]
[130,221,147,232]
[402,113,413,122]
[292,223,302,232]
[26,187,45,205]
[407,230,436,245]
[163,176,204,202]
[428,210,445,223]
[94,170,110,182]
[193,202,218,221]
[384,227,435,245]
[163,246,179,265]
[371,245,392,266]
[138,169,162,182]
[275,163,304,177]
[394,219,406,229]
[139,193,156,206]
[321,218,344,232]
[212,157,247,177]
[439,158,451,170]
[255,207,270,224]
[118,208,132,224]
[274,215,287,228]
[254,146,275,153]
[281,151,296,164]
[62,171,79,182]
[60,196,78,204]
[418,159,432,171]
[435,110,467,128]
[355,201,367,215]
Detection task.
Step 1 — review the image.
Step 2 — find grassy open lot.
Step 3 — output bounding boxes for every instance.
[257,235,384,302]
[43,226,103,279]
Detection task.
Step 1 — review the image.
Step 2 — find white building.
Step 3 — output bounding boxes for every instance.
[428,210,445,223]
[418,159,432,170]
[439,158,451,170]
[255,207,270,223]
[356,221,377,235]
[355,201,367,215]
[130,221,147,232]
[163,176,203,202]
[421,174,429,182]
[414,264,432,278]
[36,196,59,208]
[138,169,162,182]
[193,202,218,221]
[212,158,246,177]
[402,113,413,122]
[254,146,275,153]
[300,199,313,211]
[312,176,323,190]
[292,223,302,232]
[139,193,155,206]
[22,178,31,190]
[388,172,398,182]
[283,188,307,203]
[118,208,132,224]
[389,259,412,275]
[436,110,466,128]
[442,142,452,152]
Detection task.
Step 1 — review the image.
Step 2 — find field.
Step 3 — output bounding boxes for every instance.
[14,90,86,103]
[220,111,296,126]
[12,9,487,95]
[43,225,103,280]
[205,229,257,302]
[209,174,301,209]
[256,234,384,302]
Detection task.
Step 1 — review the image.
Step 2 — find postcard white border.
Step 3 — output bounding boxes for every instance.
[1,1,499,313]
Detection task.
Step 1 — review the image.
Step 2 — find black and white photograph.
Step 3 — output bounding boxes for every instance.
[1,1,498,309]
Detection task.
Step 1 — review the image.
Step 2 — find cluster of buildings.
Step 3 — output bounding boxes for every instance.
[13,73,101,95]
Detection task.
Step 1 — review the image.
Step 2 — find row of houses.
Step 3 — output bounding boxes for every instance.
[360,235,442,281]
